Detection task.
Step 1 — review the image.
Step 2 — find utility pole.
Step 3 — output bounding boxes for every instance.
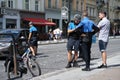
[68,0,71,22]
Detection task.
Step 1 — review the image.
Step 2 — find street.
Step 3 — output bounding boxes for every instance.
[0,38,120,80]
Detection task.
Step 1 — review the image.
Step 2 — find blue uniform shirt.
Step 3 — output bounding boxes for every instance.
[68,22,76,30]
[68,22,80,39]
[29,26,37,33]
[76,17,95,32]
[29,25,38,38]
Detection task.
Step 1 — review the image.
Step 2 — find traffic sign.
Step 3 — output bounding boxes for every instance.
[61,6,68,19]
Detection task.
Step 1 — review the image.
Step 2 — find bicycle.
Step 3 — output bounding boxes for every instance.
[21,46,41,77]
[7,45,41,79]
[1,33,41,80]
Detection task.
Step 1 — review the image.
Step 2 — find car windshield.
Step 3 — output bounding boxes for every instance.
[0,30,19,40]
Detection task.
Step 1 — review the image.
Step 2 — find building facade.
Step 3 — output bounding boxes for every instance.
[0,0,120,37]
[45,0,97,37]
[109,0,120,35]
[0,0,45,29]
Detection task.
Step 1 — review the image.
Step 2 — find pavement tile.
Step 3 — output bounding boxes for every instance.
[82,68,120,80]
[31,53,120,80]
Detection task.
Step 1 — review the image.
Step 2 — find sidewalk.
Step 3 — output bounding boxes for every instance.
[31,53,120,80]
[38,39,67,45]
[38,36,120,45]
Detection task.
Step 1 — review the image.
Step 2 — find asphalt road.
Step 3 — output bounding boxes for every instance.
[0,38,120,80]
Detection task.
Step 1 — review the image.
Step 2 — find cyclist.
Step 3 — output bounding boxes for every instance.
[28,21,38,57]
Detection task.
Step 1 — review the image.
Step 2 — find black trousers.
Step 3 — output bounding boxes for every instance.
[81,41,92,68]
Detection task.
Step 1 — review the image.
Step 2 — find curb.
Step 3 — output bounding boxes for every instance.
[38,36,120,45]
[38,39,67,45]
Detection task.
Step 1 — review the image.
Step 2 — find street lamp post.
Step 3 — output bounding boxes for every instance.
[68,0,72,22]
[61,5,68,38]
[60,0,72,38]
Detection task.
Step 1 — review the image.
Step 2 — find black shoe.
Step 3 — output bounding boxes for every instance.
[65,63,72,68]
[82,67,90,71]
[73,61,79,67]
[98,64,107,68]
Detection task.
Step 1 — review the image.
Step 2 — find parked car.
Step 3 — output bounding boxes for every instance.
[0,29,29,58]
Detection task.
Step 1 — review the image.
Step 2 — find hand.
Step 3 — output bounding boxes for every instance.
[81,33,86,37]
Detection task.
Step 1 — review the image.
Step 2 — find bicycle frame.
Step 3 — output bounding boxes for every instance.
[21,45,41,77]
[22,48,31,59]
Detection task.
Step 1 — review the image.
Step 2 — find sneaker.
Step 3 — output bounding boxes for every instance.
[73,61,79,67]
[65,63,72,68]
[98,64,107,68]
[82,67,90,71]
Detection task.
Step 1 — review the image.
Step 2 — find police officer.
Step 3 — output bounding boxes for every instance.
[28,22,38,57]
[75,11,99,71]
[66,14,81,68]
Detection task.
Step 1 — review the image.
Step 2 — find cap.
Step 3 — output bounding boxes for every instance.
[74,14,81,21]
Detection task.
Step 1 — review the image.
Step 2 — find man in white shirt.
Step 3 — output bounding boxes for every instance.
[97,12,110,68]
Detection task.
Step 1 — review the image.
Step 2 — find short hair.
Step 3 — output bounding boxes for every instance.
[99,11,107,17]
[74,14,81,21]
[83,10,88,16]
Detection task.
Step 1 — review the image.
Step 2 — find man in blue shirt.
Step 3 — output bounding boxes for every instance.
[66,14,82,68]
[75,11,99,71]
[28,22,38,57]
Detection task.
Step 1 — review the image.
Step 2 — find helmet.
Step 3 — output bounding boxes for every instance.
[74,14,81,21]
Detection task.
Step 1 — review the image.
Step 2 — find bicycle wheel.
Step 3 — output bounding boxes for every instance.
[26,58,41,77]
[7,60,22,79]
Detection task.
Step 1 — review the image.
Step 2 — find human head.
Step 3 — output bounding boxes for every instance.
[74,14,81,24]
[99,11,106,19]
[49,29,52,32]
[29,21,33,27]
[82,10,88,17]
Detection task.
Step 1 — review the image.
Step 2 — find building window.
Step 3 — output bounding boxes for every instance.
[6,19,16,29]
[0,23,2,29]
[91,8,93,16]
[35,0,39,11]
[62,0,65,6]
[93,8,95,17]
[55,0,59,8]
[90,7,91,16]
[76,0,79,11]
[86,6,89,16]
[8,0,13,8]
[48,0,52,8]
[25,0,29,10]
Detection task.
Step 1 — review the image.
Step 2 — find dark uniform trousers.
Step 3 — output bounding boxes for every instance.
[81,34,92,68]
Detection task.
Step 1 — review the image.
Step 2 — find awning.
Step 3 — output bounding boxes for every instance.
[23,18,56,26]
